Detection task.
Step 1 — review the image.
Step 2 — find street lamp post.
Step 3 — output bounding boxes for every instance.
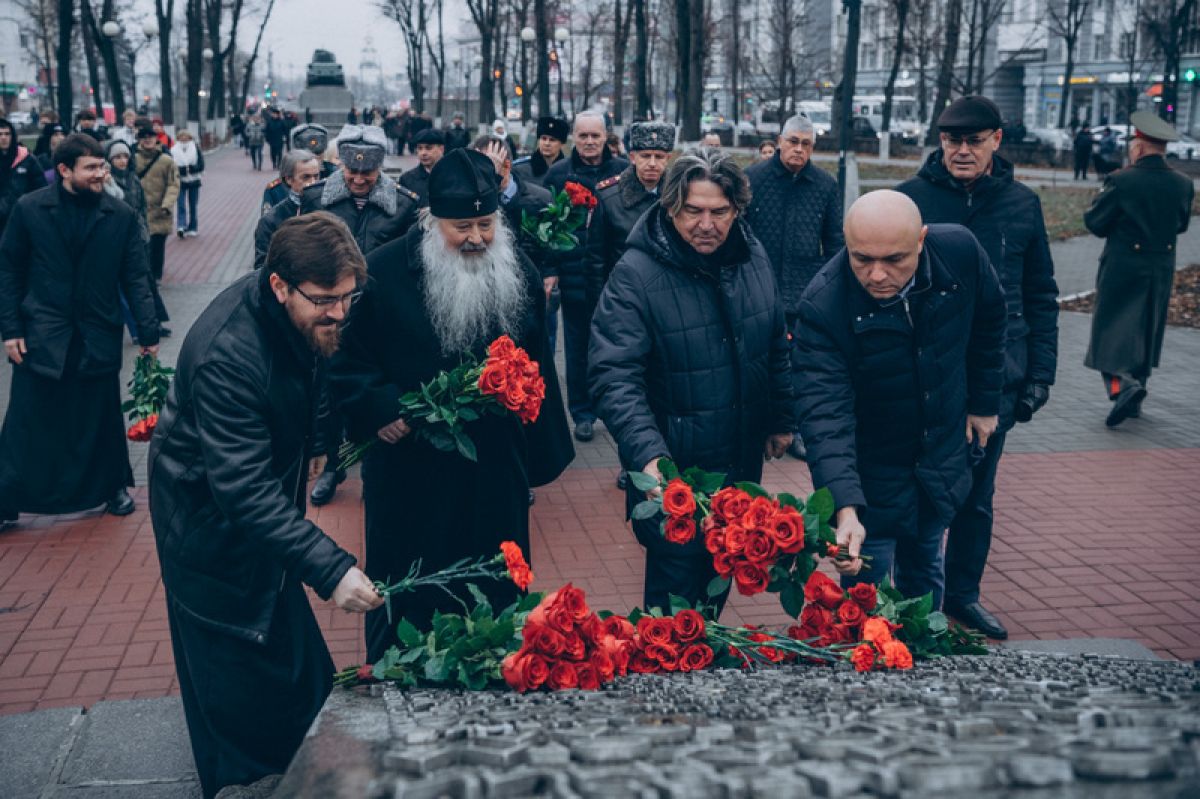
[554,27,568,117]
[200,48,214,145]
[520,26,535,122]
[472,54,483,127]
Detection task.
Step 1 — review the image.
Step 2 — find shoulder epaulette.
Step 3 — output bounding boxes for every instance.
[266,177,283,188]
[596,174,621,191]
[400,186,420,202]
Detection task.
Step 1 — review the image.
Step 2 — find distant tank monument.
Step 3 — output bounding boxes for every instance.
[298,50,354,129]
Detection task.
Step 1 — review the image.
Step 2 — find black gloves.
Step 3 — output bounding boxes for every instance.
[1014,383,1050,423]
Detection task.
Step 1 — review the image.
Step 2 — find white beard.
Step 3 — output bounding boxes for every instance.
[419,213,529,357]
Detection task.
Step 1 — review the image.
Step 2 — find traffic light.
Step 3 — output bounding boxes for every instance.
[1186,68,1197,82]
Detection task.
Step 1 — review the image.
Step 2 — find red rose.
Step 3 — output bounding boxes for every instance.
[768,506,805,554]
[478,361,509,398]
[523,623,566,657]
[746,631,786,663]
[590,650,615,683]
[862,617,898,644]
[804,570,845,609]
[629,650,659,673]
[576,661,601,690]
[724,523,748,554]
[704,522,725,555]
[600,615,635,640]
[672,609,706,643]
[356,663,376,682]
[500,541,534,591]
[837,600,866,627]
[661,479,697,517]
[579,613,603,644]
[644,643,679,670]
[742,530,779,564]
[709,487,751,523]
[598,635,631,676]
[850,644,876,672]
[636,616,675,647]
[664,515,697,545]
[547,660,580,690]
[879,640,913,669]
[488,335,519,360]
[554,583,591,622]
[740,496,779,529]
[679,643,714,672]
[828,622,856,645]
[712,550,735,578]
[501,382,528,412]
[800,603,834,632]
[732,562,769,596]
[563,631,586,661]
[502,651,550,692]
[848,583,878,612]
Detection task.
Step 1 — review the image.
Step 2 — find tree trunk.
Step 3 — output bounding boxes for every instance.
[237,0,273,116]
[611,0,630,124]
[964,0,978,95]
[155,0,175,124]
[479,29,496,124]
[881,0,908,132]
[1057,37,1076,128]
[837,0,862,151]
[82,0,126,119]
[730,0,740,122]
[534,0,550,117]
[204,0,225,119]
[634,0,650,118]
[56,0,74,122]
[435,0,445,117]
[186,0,202,122]
[926,0,962,144]
[80,8,103,113]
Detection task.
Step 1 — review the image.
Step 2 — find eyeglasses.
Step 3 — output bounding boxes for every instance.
[289,282,363,309]
[943,131,996,150]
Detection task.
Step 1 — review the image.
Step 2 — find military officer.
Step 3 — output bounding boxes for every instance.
[512,116,569,187]
[399,128,446,207]
[1084,110,1194,427]
[261,124,335,214]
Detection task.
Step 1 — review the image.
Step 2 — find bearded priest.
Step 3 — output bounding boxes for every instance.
[330,148,573,660]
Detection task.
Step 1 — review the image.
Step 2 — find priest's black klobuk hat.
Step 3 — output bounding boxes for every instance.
[428,148,499,219]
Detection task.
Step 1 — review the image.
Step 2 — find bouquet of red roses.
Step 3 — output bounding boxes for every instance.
[520,180,598,252]
[124,353,174,442]
[339,335,545,468]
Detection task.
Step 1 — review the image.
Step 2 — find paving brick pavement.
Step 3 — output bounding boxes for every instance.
[0,148,1198,719]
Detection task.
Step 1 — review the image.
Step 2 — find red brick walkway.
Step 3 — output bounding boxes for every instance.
[2,449,1198,715]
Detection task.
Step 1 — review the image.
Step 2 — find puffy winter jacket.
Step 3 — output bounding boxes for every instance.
[0,146,48,234]
[896,151,1058,421]
[590,206,794,554]
[149,269,355,643]
[744,154,844,316]
[793,224,1006,528]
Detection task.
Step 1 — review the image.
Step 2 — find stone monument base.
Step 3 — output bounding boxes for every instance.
[298,86,355,129]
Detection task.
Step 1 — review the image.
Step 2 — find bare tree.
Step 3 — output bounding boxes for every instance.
[754,0,805,121]
[16,0,59,109]
[908,0,939,124]
[426,0,447,117]
[881,0,909,132]
[962,0,1006,94]
[1142,0,1199,122]
[56,0,74,121]
[381,0,429,111]
[78,3,103,113]
[465,0,501,124]
[578,0,608,111]
[236,0,275,115]
[79,0,125,117]
[1046,0,1092,128]
[154,0,175,123]
[675,0,704,139]
[205,0,244,119]
[925,0,962,143]
[610,0,635,123]
[633,0,651,117]
[508,0,533,120]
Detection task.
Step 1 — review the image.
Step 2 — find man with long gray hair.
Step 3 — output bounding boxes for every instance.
[745,114,844,460]
[589,147,795,612]
[329,149,573,660]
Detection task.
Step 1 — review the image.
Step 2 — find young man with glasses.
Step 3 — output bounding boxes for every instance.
[150,212,383,798]
[896,94,1059,642]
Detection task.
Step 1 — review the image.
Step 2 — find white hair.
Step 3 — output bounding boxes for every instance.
[573,112,606,134]
[418,210,528,357]
[781,114,815,138]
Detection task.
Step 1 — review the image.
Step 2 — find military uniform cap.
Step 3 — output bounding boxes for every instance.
[1130,110,1179,143]
[428,148,499,219]
[937,95,1003,133]
[628,121,676,152]
[336,125,387,171]
[291,123,329,155]
[536,116,570,142]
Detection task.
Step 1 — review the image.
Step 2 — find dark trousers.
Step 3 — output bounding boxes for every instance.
[560,297,596,424]
[176,183,200,232]
[642,540,729,617]
[268,142,283,170]
[944,428,1007,607]
[842,489,946,609]
[248,145,263,170]
[149,233,167,281]
[1073,152,1090,179]
[167,581,333,799]
[546,287,561,355]
[1102,370,1149,399]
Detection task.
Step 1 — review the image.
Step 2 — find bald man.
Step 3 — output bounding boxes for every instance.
[792,191,1006,607]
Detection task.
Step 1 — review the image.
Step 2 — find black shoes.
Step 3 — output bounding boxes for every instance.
[1106,386,1147,428]
[0,509,16,532]
[528,490,536,506]
[787,435,807,461]
[574,421,594,442]
[616,472,628,490]
[310,469,346,506]
[106,489,135,516]
[945,600,1008,640]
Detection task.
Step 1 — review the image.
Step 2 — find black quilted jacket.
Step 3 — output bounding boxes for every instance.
[744,155,845,316]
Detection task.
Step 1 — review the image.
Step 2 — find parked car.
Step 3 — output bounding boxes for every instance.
[6,111,33,131]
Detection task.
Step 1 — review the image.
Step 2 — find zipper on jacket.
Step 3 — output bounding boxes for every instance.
[901,296,913,327]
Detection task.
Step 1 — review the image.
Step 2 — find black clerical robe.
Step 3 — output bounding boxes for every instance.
[330,226,573,660]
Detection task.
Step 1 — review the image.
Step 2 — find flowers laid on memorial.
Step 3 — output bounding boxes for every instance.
[520,180,597,252]
[124,353,174,441]
[338,335,545,468]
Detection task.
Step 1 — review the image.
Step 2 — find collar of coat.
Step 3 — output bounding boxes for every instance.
[321,168,399,215]
[917,148,1015,196]
[617,165,657,207]
[530,150,563,175]
[768,152,817,182]
[569,145,615,172]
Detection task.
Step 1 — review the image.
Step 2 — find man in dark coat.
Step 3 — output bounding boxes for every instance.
[399,128,446,207]
[253,150,323,270]
[299,125,421,506]
[0,134,160,529]
[444,112,471,151]
[0,119,48,237]
[896,94,1059,640]
[407,112,433,155]
[329,149,573,661]
[745,114,844,461]
[150,213,382,798]
[794,191,1006,607]
[1073,125,1093,180]
[264,108,289,170]
[512,116,569,187]
[472,134,554,285]
[544,112,629,442]
[1084,110,1195,427]
[589,147,795,612]
[261,124,336,214]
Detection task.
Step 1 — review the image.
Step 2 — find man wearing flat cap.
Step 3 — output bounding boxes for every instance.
[1084,110,1194,427]
[300,124,422,506]
[329,148,573,660]
[896,94,1059,641]
[512,116,569,188]
[399,128,446,207]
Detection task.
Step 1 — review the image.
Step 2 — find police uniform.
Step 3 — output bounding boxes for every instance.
[1083,111,1195,426]
[512,116,569,188]
[399,129,446,207]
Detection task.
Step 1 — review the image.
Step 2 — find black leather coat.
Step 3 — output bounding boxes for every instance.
[149,269,355,644]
